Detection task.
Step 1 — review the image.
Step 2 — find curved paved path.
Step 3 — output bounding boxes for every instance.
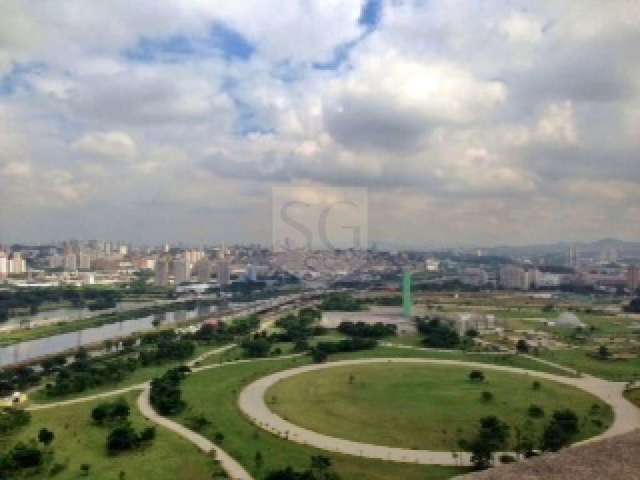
[137,384,253,480]
[238,357,640,466]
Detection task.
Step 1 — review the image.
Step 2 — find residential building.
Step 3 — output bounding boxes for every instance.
[626,266,640,291]
[173,258,190,285]
[217,260,231,286]
[500,265,530,290]
[155,257,170,287]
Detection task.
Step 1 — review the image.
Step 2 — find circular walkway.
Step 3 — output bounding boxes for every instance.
[238,358,640,466]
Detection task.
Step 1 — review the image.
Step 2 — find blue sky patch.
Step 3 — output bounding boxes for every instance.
[359,0,384,28]
[124,22,255,63]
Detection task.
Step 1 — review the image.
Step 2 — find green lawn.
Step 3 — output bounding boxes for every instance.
[336,346,577,377]
[540,348,640,381]
[624,388,640,408]
[267,363,612,451]
[178,357,469,480]
[2,391,221,480]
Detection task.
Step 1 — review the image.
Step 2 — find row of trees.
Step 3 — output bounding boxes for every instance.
[0,286,123,319]
[311,338,377,363]
[320,293,364,312]
[44,332,196,397]
[337,321,397,338]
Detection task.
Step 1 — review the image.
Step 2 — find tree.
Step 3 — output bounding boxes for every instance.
[241,336,272,358]
[597,345,611,360]
[528,405,545,418]
[461,416,510,470]
[541,409,579,452]
[139,427,156,443]
[516,339,529,354]
[91,404,109,424]
[8,443,43,469]
[107,424,139,453]
[417,318,460,348]
[469,370,485,383]
[481,391,494,403]
[38,428,55,446]
[624,297,640,313]
[311,348,329,363]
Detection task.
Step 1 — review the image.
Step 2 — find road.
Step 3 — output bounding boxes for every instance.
[238,357,640,466]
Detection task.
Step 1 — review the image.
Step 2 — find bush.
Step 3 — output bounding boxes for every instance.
[469,370,485,382]
[91,399,130,424]
[528,405,545,418]
[417,318,460,348]
[0,408,31,435]
[481,391,494,403]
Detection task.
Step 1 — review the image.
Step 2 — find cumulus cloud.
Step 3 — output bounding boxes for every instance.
[324,53,507,151]
[71,131,137,160]
[499,13,544,44]
[0,0,639,245]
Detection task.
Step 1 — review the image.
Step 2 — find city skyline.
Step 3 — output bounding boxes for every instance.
[1,1,639,246]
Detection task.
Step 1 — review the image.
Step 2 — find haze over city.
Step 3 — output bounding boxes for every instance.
[1,1,639,246]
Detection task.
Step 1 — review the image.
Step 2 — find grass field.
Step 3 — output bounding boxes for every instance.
[540,348,640,381]
[267,363,612,451]
[336,346,577,377]
[2,391,222,480]
[178,357,469,480]
[624,388,640,408]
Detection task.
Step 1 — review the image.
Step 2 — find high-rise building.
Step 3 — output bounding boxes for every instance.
[9,252,26,274]
[63,254,77,272]
[568,246,578,268]
[0,251,8,279]
[217,260,231,286]
[194,258,212,282]
[155,258,170,287]
[173,258,190,285]
[628,266,640,291]
[78,253,92,270]
[500,265,530,290]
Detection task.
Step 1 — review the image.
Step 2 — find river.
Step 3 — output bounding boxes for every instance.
[0,303,217,367]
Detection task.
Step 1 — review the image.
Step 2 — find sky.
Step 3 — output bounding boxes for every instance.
[0,0,639,248]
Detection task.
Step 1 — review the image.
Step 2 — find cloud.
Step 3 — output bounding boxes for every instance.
[499,13,544,44]
[324,52,507,151]
[71,131,137,160]
[1,1,639,245]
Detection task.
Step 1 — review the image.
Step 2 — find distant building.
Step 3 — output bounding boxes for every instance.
[63,254,77,272]
[0,251,7,279]
[217,260,231,286]
[500,265,530,290]
[78,253,92,270]
[568,246,578,267]
[461,268,488,287]
[194,258,212,282]
[9,252,26,274]
[627,266,640,291]
[246,263,257,282]
[173,258,190,285]
[155,257,170,287]
[425,258,440,272]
